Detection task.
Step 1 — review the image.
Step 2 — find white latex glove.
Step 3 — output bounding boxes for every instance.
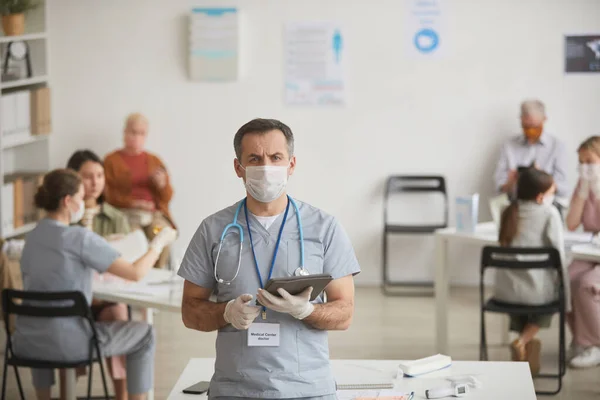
[223,294,261,330]
[257,287,315,320]
[149,227,177,254]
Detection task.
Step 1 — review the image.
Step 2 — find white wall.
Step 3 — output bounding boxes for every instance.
[48,0,600,286]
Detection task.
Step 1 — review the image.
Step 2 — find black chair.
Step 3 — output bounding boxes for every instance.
[382,175,448,295]
[479,246,566,395]
[1,290,110,400]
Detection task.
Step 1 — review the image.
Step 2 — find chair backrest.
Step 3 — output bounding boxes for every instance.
[2,289,90,319]
[385,176,447,197]
[480,246,564,302]
[1,289,98,355]
[384,175,448,230]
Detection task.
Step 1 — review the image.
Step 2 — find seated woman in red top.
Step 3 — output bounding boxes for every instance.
[104,113,176,268]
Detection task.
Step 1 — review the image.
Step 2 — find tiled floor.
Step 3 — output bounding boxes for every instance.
[1,287,599,399]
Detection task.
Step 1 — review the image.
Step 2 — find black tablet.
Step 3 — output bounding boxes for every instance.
[256,274,333,306]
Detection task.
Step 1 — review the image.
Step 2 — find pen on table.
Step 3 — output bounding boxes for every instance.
[407,392,414,400]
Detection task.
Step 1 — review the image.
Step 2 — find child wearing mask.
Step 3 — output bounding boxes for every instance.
[565,136,600,368]
[496,168,568,375]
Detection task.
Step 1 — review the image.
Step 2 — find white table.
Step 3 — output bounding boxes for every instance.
[93,268,183,319]
[434,222,593,354]
[167,358,536,400]
[434,222,498,354]
[62,269,183,400]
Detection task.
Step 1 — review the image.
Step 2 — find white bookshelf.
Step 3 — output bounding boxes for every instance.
[0,1,49,239]
[1,75,48,89]
[0,32,47,44]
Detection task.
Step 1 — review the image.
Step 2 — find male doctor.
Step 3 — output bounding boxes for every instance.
[179,118,360,400]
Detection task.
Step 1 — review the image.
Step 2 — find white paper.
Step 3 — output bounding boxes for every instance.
[285,22,345,105]
[405,0,447,57]
[108,229,148,263]
[564,231,593,244]
[248,323,280,347]
[336,390,380,400]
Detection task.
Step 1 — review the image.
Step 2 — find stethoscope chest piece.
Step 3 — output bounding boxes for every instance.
[294,267,310,277]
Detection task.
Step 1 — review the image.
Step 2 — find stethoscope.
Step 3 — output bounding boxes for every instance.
[214,196,307,285]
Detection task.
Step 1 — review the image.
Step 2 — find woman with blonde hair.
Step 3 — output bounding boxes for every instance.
[565,136,600,368]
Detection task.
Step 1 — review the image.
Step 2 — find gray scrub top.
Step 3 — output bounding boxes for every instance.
[13,218,120,362]
[178,198,361,399]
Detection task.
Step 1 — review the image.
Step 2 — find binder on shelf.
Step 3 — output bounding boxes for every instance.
[2,182,15,236]
[15,91,31,134]
[4,172,45,231]
[30,87,51,135]
[1,93,17,137]
[12,178,24,228]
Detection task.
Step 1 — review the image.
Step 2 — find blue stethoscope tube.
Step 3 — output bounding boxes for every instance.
[214,196,305,284]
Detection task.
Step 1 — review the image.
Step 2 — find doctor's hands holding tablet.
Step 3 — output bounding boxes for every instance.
[224,273,334,329]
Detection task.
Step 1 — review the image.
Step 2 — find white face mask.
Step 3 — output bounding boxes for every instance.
[579,163,600,179]
[70,199,85,224]
[242,165,289,203]
[543,194,555,207]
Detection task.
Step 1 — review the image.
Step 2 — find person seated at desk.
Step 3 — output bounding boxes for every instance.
[13,169,176,400]
[104,113,175,269]
[66,149,131,400]
[494,99,568,199]
[496,168,568,375]
[565,136,600,368]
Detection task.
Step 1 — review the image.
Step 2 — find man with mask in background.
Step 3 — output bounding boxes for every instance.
[178,118,360,399]
[494,99,569,199]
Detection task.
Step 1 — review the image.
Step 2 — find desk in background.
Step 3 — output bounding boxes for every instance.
[167,358,536,400]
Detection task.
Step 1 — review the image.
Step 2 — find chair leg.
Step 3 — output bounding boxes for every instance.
[382,233,388,294]
[13,366,25,400]
[480,310,488,361]
[95,345,110,400]
[1,353,8,400]
[559,310,566,377]
[87,362,94,400]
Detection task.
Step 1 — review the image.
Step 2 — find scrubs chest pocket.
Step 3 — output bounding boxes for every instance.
[287,240,324,276]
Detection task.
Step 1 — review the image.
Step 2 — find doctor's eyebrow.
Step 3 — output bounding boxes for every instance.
[247,152,285,161]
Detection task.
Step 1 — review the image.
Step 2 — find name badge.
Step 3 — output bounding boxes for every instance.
[248,323,280,347]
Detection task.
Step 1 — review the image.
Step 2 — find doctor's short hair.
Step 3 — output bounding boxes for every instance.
[233,118,294,160]
[520,100,546,118]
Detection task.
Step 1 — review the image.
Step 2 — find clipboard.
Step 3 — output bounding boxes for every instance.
[256,274,333,305]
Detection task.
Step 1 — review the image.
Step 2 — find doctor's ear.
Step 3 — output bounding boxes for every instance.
[233,159,244,178]
[288,156,297,175]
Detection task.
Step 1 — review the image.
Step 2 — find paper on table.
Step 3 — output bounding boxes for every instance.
[563,231,593,244]
[108,229,148,262]
[336,391,412,400]
[336,391,379,400]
